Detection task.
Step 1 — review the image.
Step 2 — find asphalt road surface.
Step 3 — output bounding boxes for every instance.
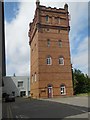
[2,97,89,119]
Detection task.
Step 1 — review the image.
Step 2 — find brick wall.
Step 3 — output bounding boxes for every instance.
[29,3,73,98]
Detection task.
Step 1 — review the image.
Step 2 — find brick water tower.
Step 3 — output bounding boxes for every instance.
[28,0,73,98]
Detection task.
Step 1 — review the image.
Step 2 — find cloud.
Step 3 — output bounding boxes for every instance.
[5,2,36,76]
[67,2,88,74]
[5,0,89,2]
[71,37,88,74]
[69,2,88,46]
[5,1,88,76]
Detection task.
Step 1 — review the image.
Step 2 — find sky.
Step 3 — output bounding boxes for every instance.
[4,0,88,76]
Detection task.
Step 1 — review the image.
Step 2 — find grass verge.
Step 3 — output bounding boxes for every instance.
[75,93,90,96]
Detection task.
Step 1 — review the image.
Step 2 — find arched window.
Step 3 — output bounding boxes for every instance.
[58,17,60,24]
[46,15,49,22]
[60,84,66,95]
[35,73,36,82]
[56,17,60,24]
[58,40,62,48]
[32,75,33,83]
[47,39,50,47]
[59,56,64,65]
[47,56,52,65]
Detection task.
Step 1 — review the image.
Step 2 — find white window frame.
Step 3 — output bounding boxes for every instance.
[35,73,36,82]
[47,56,52,65]
[32,75,33,83]
[58,40,62,48]
[18,81,24,88]
[47,39,50,47]
[60,85,66,95]
[59,57,64,65]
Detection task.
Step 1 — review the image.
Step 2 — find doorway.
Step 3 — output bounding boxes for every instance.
[20,91,26,97]
[48,85,53,98]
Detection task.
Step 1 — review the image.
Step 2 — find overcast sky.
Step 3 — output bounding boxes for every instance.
[4,0,88,76]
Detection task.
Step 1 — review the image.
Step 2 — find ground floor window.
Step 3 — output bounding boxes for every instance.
[20,91,26,97]
[12,91,15,96]
[60,85,66,95]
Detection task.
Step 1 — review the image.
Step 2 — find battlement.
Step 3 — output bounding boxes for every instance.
[39,5,66,13]
[28,2,70,45]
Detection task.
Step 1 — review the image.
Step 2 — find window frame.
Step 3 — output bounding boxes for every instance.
[18,81,24,88]
[59,56,64,65]
[46,15,49,22]
[47,56,52,65]
[35,73,36,82]
[60,85,66,95]
[58,40,62,48]
[47,39,50,47]
[56,17,60,24]
[32,75,33,83]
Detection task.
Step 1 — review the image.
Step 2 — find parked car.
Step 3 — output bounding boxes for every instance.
[5,94,15,102]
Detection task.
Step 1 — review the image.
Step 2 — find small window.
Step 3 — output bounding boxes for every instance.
[58,18,60,24]
[20,91,26,97]
[47,28,49,32]
[58,40,62,48]
[18,81,23,87]
[60,85,66,95]
[58,30,60,33]
[47,56,52,65]
[35,73,36,82]
[59,56,64,65]
[47,39,50,47]
[46,15,49,22]
[32,75,33,83]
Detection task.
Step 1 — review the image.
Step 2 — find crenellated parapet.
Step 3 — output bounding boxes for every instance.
[28,1,70,45]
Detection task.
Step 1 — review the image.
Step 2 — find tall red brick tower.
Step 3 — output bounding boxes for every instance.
[28,1,73,98]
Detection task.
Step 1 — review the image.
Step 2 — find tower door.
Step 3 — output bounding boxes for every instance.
[48,85,53,98]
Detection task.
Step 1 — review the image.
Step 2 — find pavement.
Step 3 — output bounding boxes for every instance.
[39,96,89,119]
[39,96,88,107]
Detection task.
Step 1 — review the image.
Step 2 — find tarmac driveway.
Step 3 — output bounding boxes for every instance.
[40,96,88,107]
[39,96,89,118]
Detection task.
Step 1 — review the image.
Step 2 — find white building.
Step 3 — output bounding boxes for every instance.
[3,76,30,97]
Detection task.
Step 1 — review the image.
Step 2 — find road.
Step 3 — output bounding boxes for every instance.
[0,100,2,120]
[2,97,89,119]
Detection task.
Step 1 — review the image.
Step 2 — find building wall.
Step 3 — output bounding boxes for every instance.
[0,1,2,88]
[0,1,6,90]
[30,30,40,98]
[29,3,73,98]
[3,76,30,97]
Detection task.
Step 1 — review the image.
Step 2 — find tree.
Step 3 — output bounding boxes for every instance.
[72,68,90,94]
